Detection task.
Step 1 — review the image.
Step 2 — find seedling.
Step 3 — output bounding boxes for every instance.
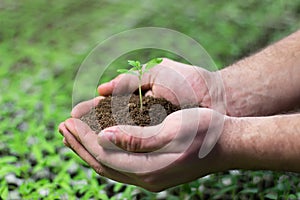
[117,58,163,111]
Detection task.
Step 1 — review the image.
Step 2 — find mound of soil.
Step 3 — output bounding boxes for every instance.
[81,94,198,133]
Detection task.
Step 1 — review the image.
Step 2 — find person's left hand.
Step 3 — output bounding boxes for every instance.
[59,97,232,192]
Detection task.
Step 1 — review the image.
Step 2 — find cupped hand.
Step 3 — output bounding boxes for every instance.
[98,58,225,112]
[59,104,231,192]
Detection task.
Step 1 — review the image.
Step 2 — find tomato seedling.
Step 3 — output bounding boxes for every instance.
[117,58,163,111]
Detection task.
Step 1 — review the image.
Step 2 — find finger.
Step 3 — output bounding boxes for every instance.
[63,118,141,174]
[61,121,134,184]
[58,122,66,136]
[63,137,70,147]
[64,118,114,161]
[64,118,179,173]
[71,96,105,118]
[65,118,96,143]
[61,122,104,172]
[98,74,138,95]
[97,80,115,96]
[97,58,174,97]
[97,123,173,153]
[98,109,205,154]
[58,122,71,147]
[98,72,152,96]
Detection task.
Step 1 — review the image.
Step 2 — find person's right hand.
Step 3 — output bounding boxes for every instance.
[60,106,231,192]
[98,58,226,113]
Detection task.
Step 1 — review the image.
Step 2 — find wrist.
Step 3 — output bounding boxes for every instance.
[225,116,278,171]
[199,70,227,115]
[218,115,271,171]
[219,64,265,117]
[198,114,241,173]
[215,115,242,171]
[221,114,300,172]
[219,66,247,117]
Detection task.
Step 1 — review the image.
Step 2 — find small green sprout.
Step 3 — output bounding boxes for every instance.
[117,58,163,111]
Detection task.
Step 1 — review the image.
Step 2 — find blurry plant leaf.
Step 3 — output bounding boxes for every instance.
[59,181,72,193]
[0,156,17,164]
[213,185,237,198]
[239,188,258,194]
[265,193,278,199]
[0,181,8,200]
[288,194,297,199]
[113,182,124,193]
[117,69,137,75]
[32,145,42,162]
[126,70,138,75]
[97,193,109,200]
[82,190,94,200]
[117,69,129,73]
[128,60,140,68]
[19,182,34,195]
[145,58,162,70]
[0,165,20,177]
[135,60,141,67]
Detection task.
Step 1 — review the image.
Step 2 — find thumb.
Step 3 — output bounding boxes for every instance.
[97,124,170,153]
[98,73,152,96]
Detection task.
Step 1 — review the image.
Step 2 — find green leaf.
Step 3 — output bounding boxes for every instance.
[113,182,124,192]
[117,69,129,73]
[288,194,297,200]
[97,193,109,200]
[0,181,8,200]
[135,60,141,67]
[117,68,138,76]
[145,57,163,70]
[213,185,237,197]
[265,193,278,200]
[239,188,258,194]
[0,156,18,164]
[128,60,140,68]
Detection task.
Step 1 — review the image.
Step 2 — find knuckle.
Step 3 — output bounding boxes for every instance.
[123,135,141,152]
[126,135,134,151]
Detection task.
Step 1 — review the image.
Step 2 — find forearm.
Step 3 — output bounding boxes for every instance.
[220,30,300,116]
[224,113,300,172]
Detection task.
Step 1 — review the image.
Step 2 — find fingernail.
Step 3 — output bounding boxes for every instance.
[102,131,116,143]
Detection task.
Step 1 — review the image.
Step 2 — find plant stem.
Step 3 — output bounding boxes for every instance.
[138,83,143,111]
[138,76,143,111]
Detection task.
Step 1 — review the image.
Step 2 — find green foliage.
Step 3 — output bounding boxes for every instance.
[1,0,300,199]
[117,58,162,110]
[0,180,9,200]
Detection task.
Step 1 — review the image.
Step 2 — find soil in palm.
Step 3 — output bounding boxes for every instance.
[81,94,198,133]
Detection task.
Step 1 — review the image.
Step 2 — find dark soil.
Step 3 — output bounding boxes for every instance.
[81,94,198,132]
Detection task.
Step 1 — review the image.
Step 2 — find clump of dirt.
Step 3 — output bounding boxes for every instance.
[81,94,198,133]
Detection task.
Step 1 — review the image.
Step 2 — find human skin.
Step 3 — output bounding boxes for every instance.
[59,30,300,191]
[221,30,300,116]
[98,31,300,117]
[59,108,232,192]
[59,110,300,191]
[98,30,300,117]
[227,114,300,172]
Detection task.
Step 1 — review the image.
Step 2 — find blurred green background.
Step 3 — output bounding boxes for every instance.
[1,0,300,199]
